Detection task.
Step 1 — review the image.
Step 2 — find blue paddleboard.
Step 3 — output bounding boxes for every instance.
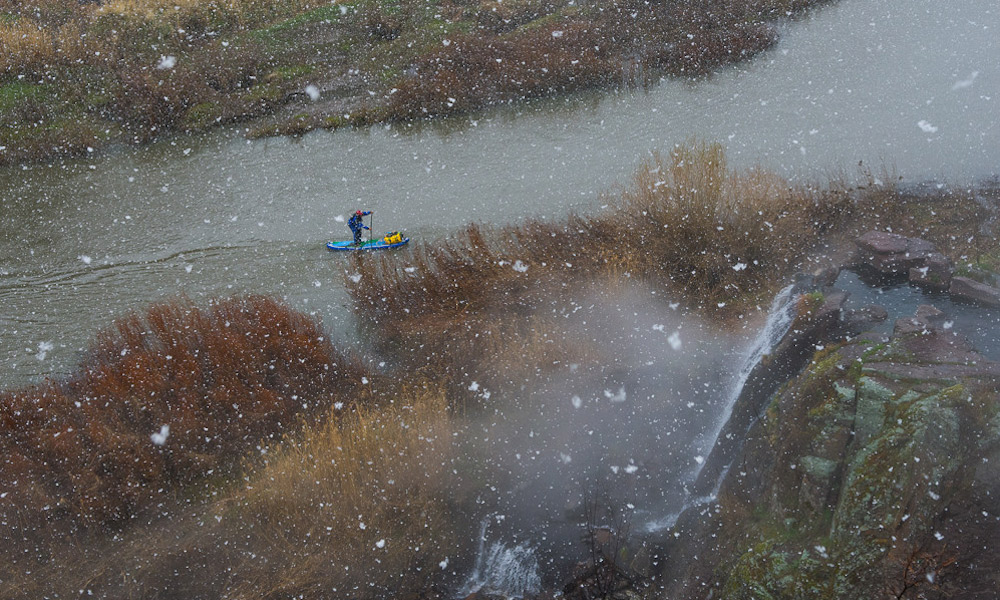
[327,237,410,251]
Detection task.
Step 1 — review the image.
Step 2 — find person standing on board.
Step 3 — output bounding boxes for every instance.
[349,210,371,245]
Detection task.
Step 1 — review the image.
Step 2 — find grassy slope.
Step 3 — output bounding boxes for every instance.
[0,0,831,165]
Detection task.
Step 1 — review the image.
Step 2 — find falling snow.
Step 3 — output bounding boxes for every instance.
[156,55,177,70]
[150,425,170,446]
[35,341,54,361]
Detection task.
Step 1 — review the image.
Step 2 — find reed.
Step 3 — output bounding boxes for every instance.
[347,142,899,394]
[0,295,366,535]
[225,385,466,598]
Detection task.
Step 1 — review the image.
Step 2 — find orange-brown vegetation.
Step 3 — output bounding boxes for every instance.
[0,144,995,598]
[375,0,782,122]
[2,0,831,164]
[1,0,329,164]
[0,295,366,535]
[0,0,323,75]
[346,142,897,393]
[1,384,470,600]
[223,385,467,599]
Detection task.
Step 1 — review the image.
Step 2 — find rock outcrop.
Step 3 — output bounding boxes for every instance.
[950,276,1000,308]
[853,229,1000,308]
[657,303,1000,599]
[691,290,849,497]
[854,230,942,278]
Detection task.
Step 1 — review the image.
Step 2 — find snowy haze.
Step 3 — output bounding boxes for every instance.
[2,0,997,387]
[449,282,782,586]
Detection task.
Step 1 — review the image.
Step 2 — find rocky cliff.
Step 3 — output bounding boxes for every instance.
[656,233,1000,599]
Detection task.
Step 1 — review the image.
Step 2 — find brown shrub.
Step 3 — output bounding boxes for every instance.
[385,22,612,120]
[0,295,367,535]
[379,0,786,122]
[0,384,470,600]
[347,142,900,392]
[108,39,268,136]
[225,385,467,599]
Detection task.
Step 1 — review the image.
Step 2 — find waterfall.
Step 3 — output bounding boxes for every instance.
[644,284,799,533]
[693,283,799,481]
[457,517,542,599]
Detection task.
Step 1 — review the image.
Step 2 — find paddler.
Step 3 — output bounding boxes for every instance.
[348,210,371,245]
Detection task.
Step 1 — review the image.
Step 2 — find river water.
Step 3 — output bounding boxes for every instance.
[2,0,998,387]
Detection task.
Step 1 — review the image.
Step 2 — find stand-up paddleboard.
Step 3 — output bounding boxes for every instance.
[327,231,409,251]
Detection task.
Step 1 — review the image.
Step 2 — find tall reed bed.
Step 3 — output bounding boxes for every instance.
[347,142,898,387]
[224,385,465,599]
[2,385,467,600]
[0,295,366,535]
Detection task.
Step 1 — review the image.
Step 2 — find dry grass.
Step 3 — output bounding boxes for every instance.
[224,385,466,599]
[0,295,367,536]
[613,142,818,299]
[347,142,900,392]
[0,0,324,68]
[0,19,93,73]
[347,219,607,397]
[1,384,469,600]
[378,0,783,122]
[1,0,830,163]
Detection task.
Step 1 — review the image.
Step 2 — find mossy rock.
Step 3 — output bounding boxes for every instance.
[323,114,353,129]
[722,540,838,600]
[853,376,895,445]
[242,82,284,106]
[264,64,317,84]
[800,455,838,481]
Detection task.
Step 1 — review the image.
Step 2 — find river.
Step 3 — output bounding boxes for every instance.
[1,0,998,388]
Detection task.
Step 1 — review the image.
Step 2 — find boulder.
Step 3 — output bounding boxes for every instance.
[853,376,893,446]
[909,252,953,290]
[914,304,945,322]
[799,455,840,512]
[950,276,1000,308]
[842,304,888,335]
[893,304,948,338]
[854,231,938,277]
[811,265,841,288]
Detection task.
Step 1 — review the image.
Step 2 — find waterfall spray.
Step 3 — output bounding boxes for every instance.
[644,284,799,532]
[692,283,798,482]
[457,517,542,599]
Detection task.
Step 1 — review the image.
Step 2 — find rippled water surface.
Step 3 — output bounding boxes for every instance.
[2,0,998,386]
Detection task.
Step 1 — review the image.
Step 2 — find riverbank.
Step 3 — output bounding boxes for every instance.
[1,0,827,166]
[2,145,997,598]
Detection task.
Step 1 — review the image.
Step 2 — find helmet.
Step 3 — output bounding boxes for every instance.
[356,210,363,216]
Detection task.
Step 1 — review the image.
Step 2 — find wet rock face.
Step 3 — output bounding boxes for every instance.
[910,253,953,290]
[841,303,888,335]
[658,300,1000,600]
[854,230,1000,309]
[690,290,849,497]
[652,230,1000,599]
